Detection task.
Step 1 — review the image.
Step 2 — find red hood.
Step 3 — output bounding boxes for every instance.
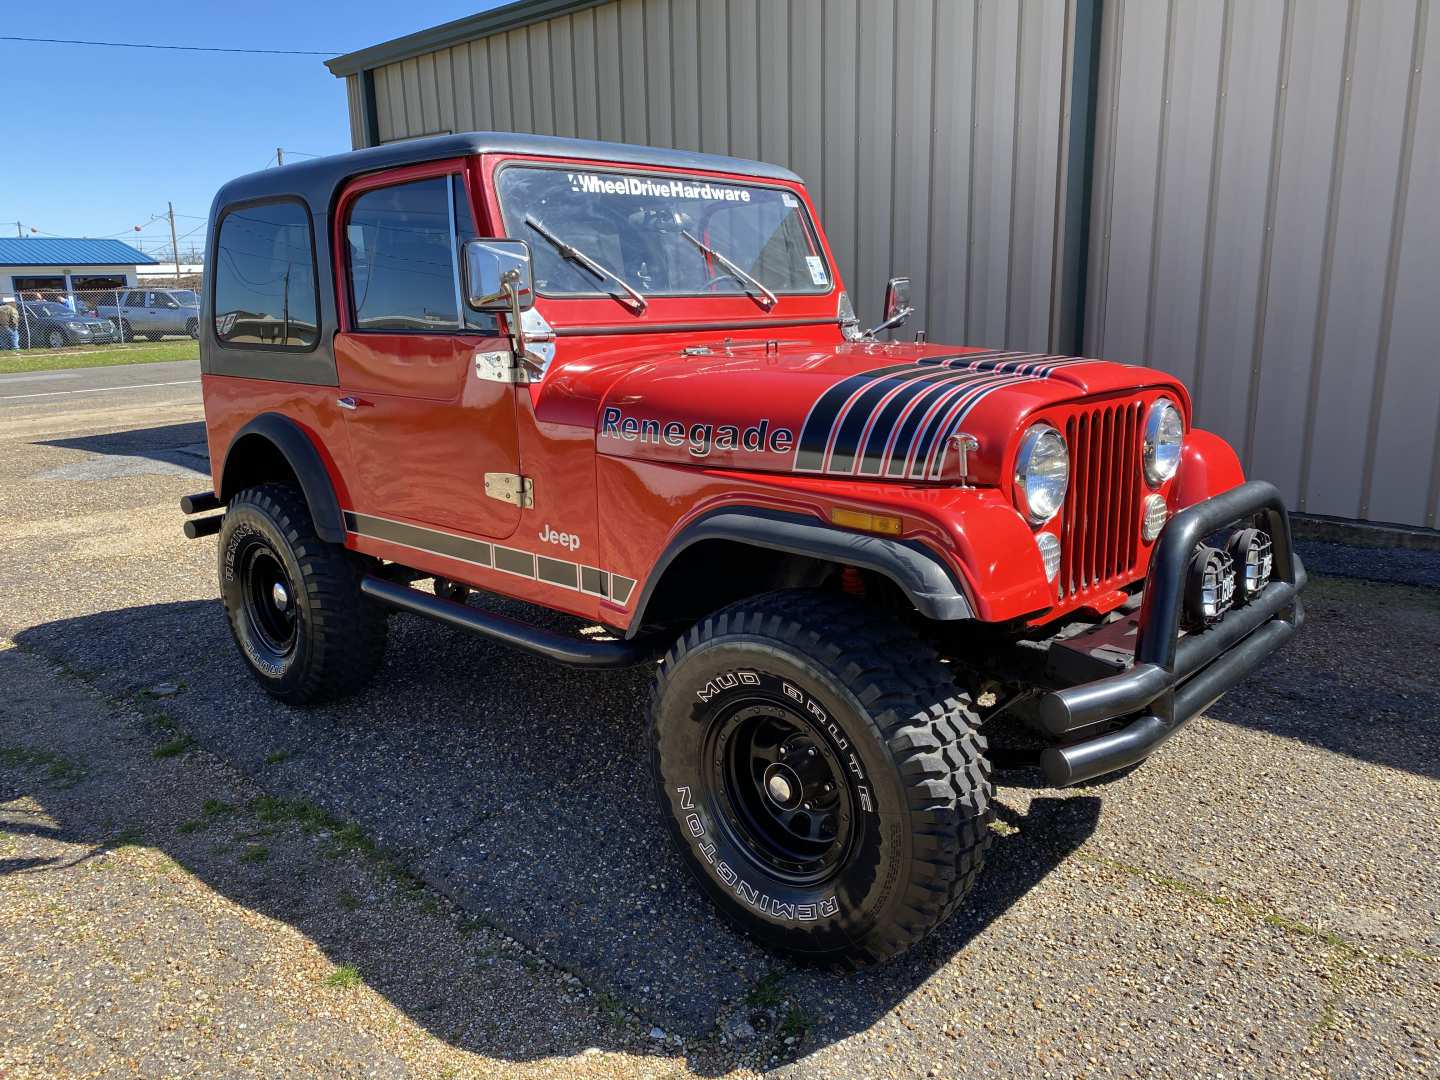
[543,341,1187,484]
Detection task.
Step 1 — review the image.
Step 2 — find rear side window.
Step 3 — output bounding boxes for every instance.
[213,200,319,349]
[124,290,146,306]
[346,176,461,332]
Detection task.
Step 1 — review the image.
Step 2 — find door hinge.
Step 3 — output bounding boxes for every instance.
[474,349,529,385]
[484,472,534,508]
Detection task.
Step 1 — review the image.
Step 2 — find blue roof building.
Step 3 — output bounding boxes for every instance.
[0,238,157,301]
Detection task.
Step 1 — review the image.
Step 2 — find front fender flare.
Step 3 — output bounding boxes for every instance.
[626,507,973,637]
[218,413,345,543]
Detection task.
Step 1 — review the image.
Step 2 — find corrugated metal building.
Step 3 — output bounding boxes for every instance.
[327,0,1440,530]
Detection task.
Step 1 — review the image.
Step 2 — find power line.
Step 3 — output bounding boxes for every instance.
[0,35,340,56]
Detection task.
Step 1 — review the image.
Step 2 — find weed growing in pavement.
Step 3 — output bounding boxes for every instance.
[177,820,204,834]
[239,845,268,864]
[111,825,144,848]
[778,1004,813,1042]
[337,889,360,911]
[263,749,291,765]
[0,744,86,788]
[594,992,629,1026]
[323,965,362,989]
[153,733,195,759]
[744,969,786,1008]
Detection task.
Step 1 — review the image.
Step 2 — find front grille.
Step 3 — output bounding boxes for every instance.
[1059,401,1146,597]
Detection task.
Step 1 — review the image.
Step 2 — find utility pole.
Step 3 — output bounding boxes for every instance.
[276,147,284,166]
[167,202,181,286]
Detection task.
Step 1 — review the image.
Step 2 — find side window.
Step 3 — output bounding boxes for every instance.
[154,292,180,309]
[124,290,146,307]
[346,176,461,332]
[213,200,319,349]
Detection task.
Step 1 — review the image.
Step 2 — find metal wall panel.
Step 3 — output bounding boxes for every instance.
[1089,0,1437,527]
[356,0,1073,350]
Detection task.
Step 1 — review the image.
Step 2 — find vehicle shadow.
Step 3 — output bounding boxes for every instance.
[9,596,1099,1068]
[36,421,210,476]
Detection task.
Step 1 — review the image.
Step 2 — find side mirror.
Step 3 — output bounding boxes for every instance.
[463,238,535,312]
[864,276,914,338]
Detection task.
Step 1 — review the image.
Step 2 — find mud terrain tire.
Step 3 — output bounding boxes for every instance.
[649,590,992,966]
[218,483,386,706]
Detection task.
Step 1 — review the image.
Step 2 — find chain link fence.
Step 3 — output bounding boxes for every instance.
[0,280,202,352]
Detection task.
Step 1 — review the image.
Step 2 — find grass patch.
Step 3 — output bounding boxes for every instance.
[337,889,360,911]
[594,992,628,1026]
[238,844,268,864]
[177,819,205,834]
[778,1004,813,1042]
[323,964,362,989]
[111,825,144,848]
[0,744,86,788]
[152,733,195,759]
[263,749,291,766]
[0,339,197,375]
[744,969,787,1009]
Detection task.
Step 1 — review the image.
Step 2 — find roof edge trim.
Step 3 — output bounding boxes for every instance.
[325,0,607,78]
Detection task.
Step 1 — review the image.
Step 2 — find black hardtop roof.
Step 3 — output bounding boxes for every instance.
[211,131,804,217]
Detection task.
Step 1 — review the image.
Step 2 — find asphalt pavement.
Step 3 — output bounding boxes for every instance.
[0,363,1436,1078]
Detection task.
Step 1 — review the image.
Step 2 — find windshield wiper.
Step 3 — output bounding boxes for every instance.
[681,230,778,310]
[524,214,647,312]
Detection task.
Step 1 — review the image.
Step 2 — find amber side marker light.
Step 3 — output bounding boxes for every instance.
[829,508,903,536]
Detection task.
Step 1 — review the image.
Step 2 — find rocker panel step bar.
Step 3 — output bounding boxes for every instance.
[360,575,659,669]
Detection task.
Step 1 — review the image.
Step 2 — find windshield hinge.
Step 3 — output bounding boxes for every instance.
[484,472,534,508]
[474,349,530,385]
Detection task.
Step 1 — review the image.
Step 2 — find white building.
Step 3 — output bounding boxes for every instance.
[0,237,155,300]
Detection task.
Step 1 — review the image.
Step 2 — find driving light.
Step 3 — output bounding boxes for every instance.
[1014,424,1069,524]
[1035,531,1062,583]
[1226,528,1273,604]
[1143,398,1184,487]
[1142,494,1169,542]
[1183,545,1236,629]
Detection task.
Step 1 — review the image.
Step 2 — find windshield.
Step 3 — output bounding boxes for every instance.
[495,165,832,299]
[29,303,68,315]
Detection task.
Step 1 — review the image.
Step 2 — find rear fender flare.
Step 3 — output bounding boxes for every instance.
[626,507,973,637]
[218,413,345,543]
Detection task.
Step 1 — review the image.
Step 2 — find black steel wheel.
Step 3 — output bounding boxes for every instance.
[218,483,387,706]
[649,590,993,967]
[46,328,65,349]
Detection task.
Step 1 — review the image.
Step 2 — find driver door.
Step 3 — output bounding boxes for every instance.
[333,163,522,540]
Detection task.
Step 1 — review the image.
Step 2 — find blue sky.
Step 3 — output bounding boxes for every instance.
[0,1,502,257]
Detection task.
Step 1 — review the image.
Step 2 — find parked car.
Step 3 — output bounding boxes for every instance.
[182,133,1305,967]
[16,300,117,348]
[94,289,200,341]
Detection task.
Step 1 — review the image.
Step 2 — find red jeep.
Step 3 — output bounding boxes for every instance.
[186,133,1304,966]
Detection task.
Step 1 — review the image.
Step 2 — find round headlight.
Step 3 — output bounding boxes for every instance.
[1014,424,1069,524]
[1143,398,1184,486]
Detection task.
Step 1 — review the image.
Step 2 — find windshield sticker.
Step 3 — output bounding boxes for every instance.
[782,192,799,208]
[805,256,828,285]
[568,172,753,202]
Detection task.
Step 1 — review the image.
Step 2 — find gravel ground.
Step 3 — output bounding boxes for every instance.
[1,367,1437,1077]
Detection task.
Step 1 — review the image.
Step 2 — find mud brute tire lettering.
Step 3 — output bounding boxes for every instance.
[218,483,387,706]
[648,590,992,965]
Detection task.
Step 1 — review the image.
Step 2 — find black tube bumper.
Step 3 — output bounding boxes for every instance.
[1038,481,1306,786]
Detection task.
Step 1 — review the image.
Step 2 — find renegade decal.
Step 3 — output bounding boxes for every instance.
[600,407,794,458]
[794,351,1093,480]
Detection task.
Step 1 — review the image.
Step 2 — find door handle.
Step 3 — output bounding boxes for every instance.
[336,396,358,411]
